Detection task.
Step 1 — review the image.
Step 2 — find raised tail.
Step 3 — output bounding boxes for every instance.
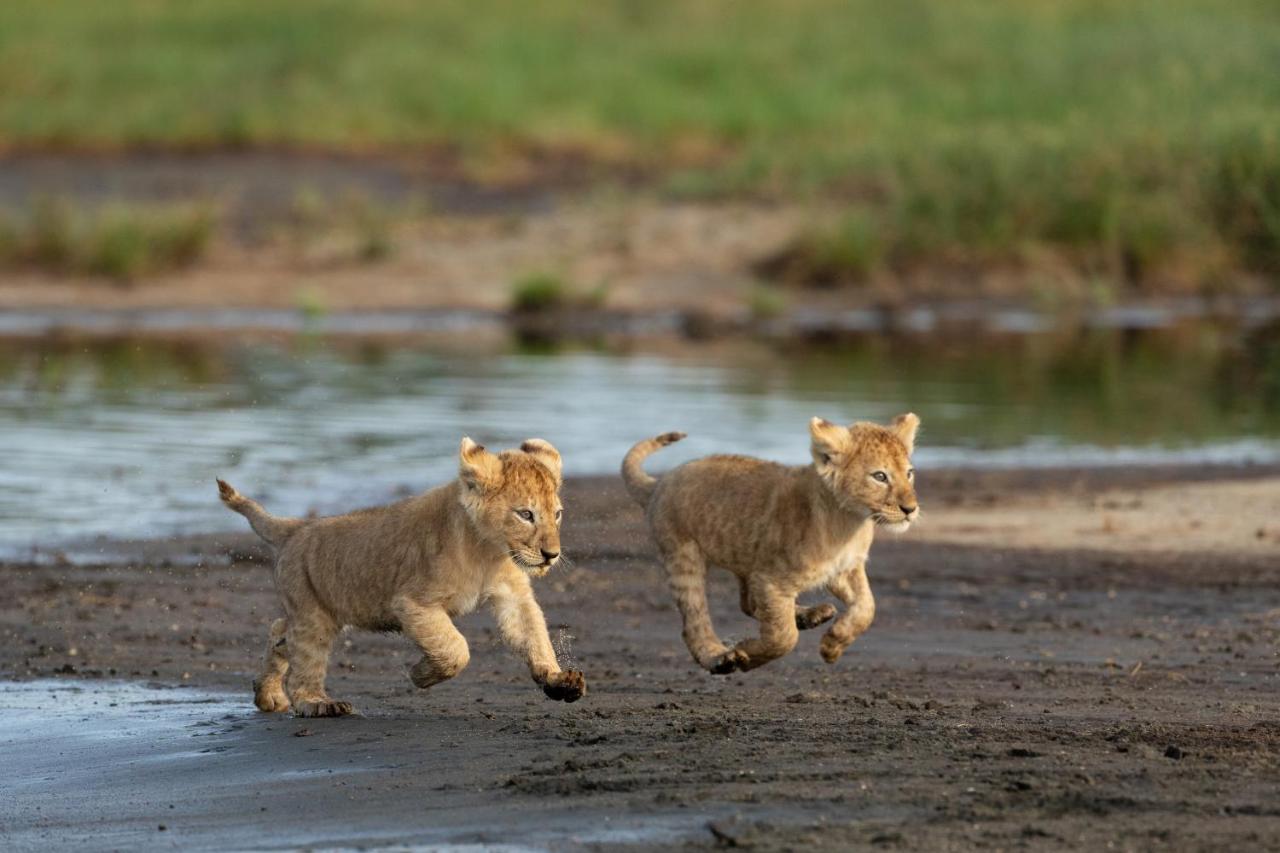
[216,479,303,548]
[621,431,686,506]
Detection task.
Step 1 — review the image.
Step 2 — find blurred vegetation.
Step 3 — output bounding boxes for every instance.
[747,284,787,321]
[276,190,410,265]
[0,200,213,283]
[511,272,568,313]
[763,136,1279,289]
[0,1,1278,282]
[510,272,612,313]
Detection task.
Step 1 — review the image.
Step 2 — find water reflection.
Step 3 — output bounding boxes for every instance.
[2,323,1278,552]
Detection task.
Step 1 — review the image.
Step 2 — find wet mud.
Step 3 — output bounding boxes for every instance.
[1,471,1278,850]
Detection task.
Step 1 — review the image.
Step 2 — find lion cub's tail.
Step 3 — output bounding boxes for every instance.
[621,431,686,506]
[216,479,303,548]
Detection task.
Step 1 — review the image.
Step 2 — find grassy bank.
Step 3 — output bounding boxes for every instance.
[1,1,1278,283]
[0,201,212,283]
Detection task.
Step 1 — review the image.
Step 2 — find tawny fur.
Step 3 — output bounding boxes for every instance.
[218,436,585,718]
[622,414,920,674]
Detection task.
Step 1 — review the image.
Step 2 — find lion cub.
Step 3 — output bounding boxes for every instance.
[218,437,585,717]
[622,415,919,674]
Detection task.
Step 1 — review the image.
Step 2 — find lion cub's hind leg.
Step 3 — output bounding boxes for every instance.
[796,603,838,630]
[663,542,745,674]
[283,608,354,718]
[738,578,836,631]
[727,579,800,671]
[252,617,291,713]
[393,598,471,689]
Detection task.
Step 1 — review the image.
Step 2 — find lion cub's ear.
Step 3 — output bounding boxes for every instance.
[459,437,502,491]
[809,417,850,468]
[890,412,920,454]
[521,438,563,482]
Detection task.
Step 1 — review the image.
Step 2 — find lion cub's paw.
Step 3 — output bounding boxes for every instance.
[252,681,291,713]
[707,647,750,675]
[819,634,847,664]
[797,603,837,631]
[293,698,356,718]
[541,670,587,703]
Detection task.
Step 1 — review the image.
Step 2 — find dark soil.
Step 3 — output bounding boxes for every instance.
[1,472,1278,850]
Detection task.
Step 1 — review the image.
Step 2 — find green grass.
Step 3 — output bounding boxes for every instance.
[0,200,213,283]
[746,284,787,321]
[760,212,885,288]
[510,272,612,313]
[510,273,568,313]
[2,1,1279,279]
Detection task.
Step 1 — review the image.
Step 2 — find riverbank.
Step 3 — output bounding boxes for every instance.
[4,1,1280,291]
[2,151,1278,330]
[2,466,1277,850]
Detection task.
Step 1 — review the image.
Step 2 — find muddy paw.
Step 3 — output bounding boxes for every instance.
[819,634,847,664]
[293,699,355,718]
[797,603,838,630]
[541,670,587,703]
[252,681,290,713]
[707,647,749,675]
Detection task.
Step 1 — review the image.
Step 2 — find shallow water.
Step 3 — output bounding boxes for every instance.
[0,678,711,850]
[2,322,1279,555]
[0,678,241,746]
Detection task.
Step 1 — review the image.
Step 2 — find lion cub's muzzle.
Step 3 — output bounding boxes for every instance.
[872,503,919,531]
[512,547,560,572]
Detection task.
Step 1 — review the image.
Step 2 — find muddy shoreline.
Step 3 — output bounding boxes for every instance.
[5,298,1280,346]
[2,467,1278,850]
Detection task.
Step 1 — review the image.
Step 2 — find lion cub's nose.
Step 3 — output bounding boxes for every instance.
[540,549,560,562]
[900,505,917,517]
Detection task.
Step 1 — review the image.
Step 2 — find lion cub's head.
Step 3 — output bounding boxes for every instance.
[458,437,564,575]
[809,414,920,532]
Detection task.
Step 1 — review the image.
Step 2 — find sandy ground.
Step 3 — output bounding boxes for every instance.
[1,467,1279,851]
[914,469,1280,557]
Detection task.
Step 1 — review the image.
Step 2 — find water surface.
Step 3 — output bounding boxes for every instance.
[3,322,1278,555]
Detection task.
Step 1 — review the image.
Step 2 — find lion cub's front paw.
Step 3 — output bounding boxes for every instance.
[541,670,586,703]
[293,698,355,718]
[819,633,847,664]
[252,680,290,713]
[707,647,749,675]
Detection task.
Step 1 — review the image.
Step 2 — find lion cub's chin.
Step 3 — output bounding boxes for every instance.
[880,519,912,534]
[513,557,558,579]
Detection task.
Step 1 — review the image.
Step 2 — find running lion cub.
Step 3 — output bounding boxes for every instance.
[622,415,919,674]
[217,437,585,717]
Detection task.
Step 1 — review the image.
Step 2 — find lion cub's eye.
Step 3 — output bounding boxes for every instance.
[555,509,563,521]
[907,468,915,481]
[516,509,534,522]
[871,471,889,483]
